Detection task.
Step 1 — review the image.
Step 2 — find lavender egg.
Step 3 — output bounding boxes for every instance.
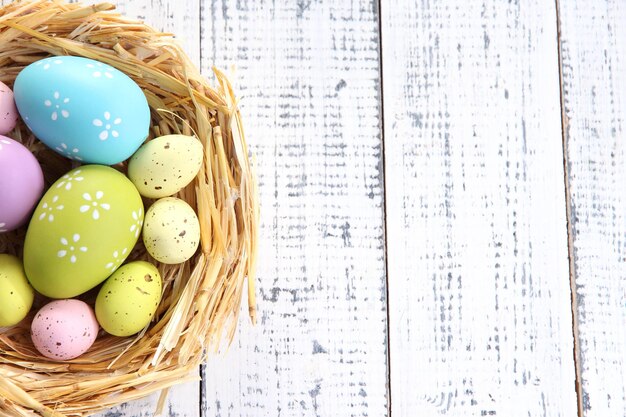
[0,136,44,232]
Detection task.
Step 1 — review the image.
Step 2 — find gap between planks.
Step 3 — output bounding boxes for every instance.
[554,0,583,415]
[375,0,393,415]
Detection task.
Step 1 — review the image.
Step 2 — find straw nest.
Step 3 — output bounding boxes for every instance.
[0,1,258,415]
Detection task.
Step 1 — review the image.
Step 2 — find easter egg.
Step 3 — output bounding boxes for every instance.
[0,136,44,232]
[14,56,151,165]
[31,300,99,361]
[143,198,200,264]
[96,261,162,336]
[0,81,18,134]
[24,165,144,298]
[128,134,203,198]
[0,254,34,327]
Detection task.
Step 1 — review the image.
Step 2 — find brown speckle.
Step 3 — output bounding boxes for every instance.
[136,286,149,295]
[144,274,153,282]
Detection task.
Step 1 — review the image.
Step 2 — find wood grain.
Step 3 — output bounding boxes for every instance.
[381,1,578,415]
[559,1,626,416]
[96,380,200,417]
[109,0,201,67]
[200,0,389,416]
[8,0,623,415]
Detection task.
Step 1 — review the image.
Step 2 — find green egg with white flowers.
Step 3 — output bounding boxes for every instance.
[95,261,162,337]
[24,165,144,298]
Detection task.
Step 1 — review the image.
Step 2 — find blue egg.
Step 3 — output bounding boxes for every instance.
[14,56,150,165]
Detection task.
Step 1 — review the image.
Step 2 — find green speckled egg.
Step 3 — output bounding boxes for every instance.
[0,254,34,327]
[127,134,203,198]
[143,197,200,264]
[95,261,162,336]
[24,165,144,298]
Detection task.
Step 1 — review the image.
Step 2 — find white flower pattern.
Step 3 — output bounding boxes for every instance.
[44,91,70,121]
[79,191,111,220]
[0,222,6,233]
[38,195,64,222]
[40,59,63,70]
[130,208,143,238]
[93,112,121,141]
[86,62,114,79]
[56,170,84,191]
[55,143,83,161]
[57,234,88,264]
[0,138,11,151]
[105,248,128,272]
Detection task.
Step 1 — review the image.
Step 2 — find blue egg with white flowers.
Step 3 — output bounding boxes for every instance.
[14,56,150,165]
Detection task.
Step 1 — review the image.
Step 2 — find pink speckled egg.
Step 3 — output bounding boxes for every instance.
[0,81,18,134]
[0,135,44,232]
[31,300,99,361]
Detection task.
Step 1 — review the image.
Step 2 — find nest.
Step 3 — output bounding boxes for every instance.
[0,1,258,415]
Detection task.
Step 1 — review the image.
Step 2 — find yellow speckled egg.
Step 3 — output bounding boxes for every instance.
[0,254,34,327]
[127,134,203,199]
[143,197,200,264]
[95,261,162,337]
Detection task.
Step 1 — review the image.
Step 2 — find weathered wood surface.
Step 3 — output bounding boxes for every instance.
[381,1,577,416]
[200,0,389,416]
[559,1,626,416]
[3,0,626,415]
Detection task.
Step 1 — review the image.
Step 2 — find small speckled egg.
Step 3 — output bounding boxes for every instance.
[0,136,44,232]
[128,134,203,199]
[143,197,200,264]
[0,81,18,134]
[31,300,99,361]
[14,56,150,165]
[96,261,162,337]
[0,254,34,327]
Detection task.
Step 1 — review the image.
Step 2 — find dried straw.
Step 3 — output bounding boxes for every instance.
[0,1,258,415]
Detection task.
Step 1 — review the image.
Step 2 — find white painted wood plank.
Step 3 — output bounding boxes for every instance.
[559,1,626,415]
[200,1,388,416]
[382,1,577,416]
[92,1,203,415]
[96,380,200,417]
[112,0,201,68]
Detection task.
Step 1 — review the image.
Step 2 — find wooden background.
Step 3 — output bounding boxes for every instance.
[4,0,626,416]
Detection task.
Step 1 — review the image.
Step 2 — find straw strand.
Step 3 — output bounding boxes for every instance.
[0,1,258,415]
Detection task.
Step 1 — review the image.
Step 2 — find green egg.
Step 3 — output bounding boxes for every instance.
[24,165,144,298]
[95,261,162,337]
[0,254,34,327]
